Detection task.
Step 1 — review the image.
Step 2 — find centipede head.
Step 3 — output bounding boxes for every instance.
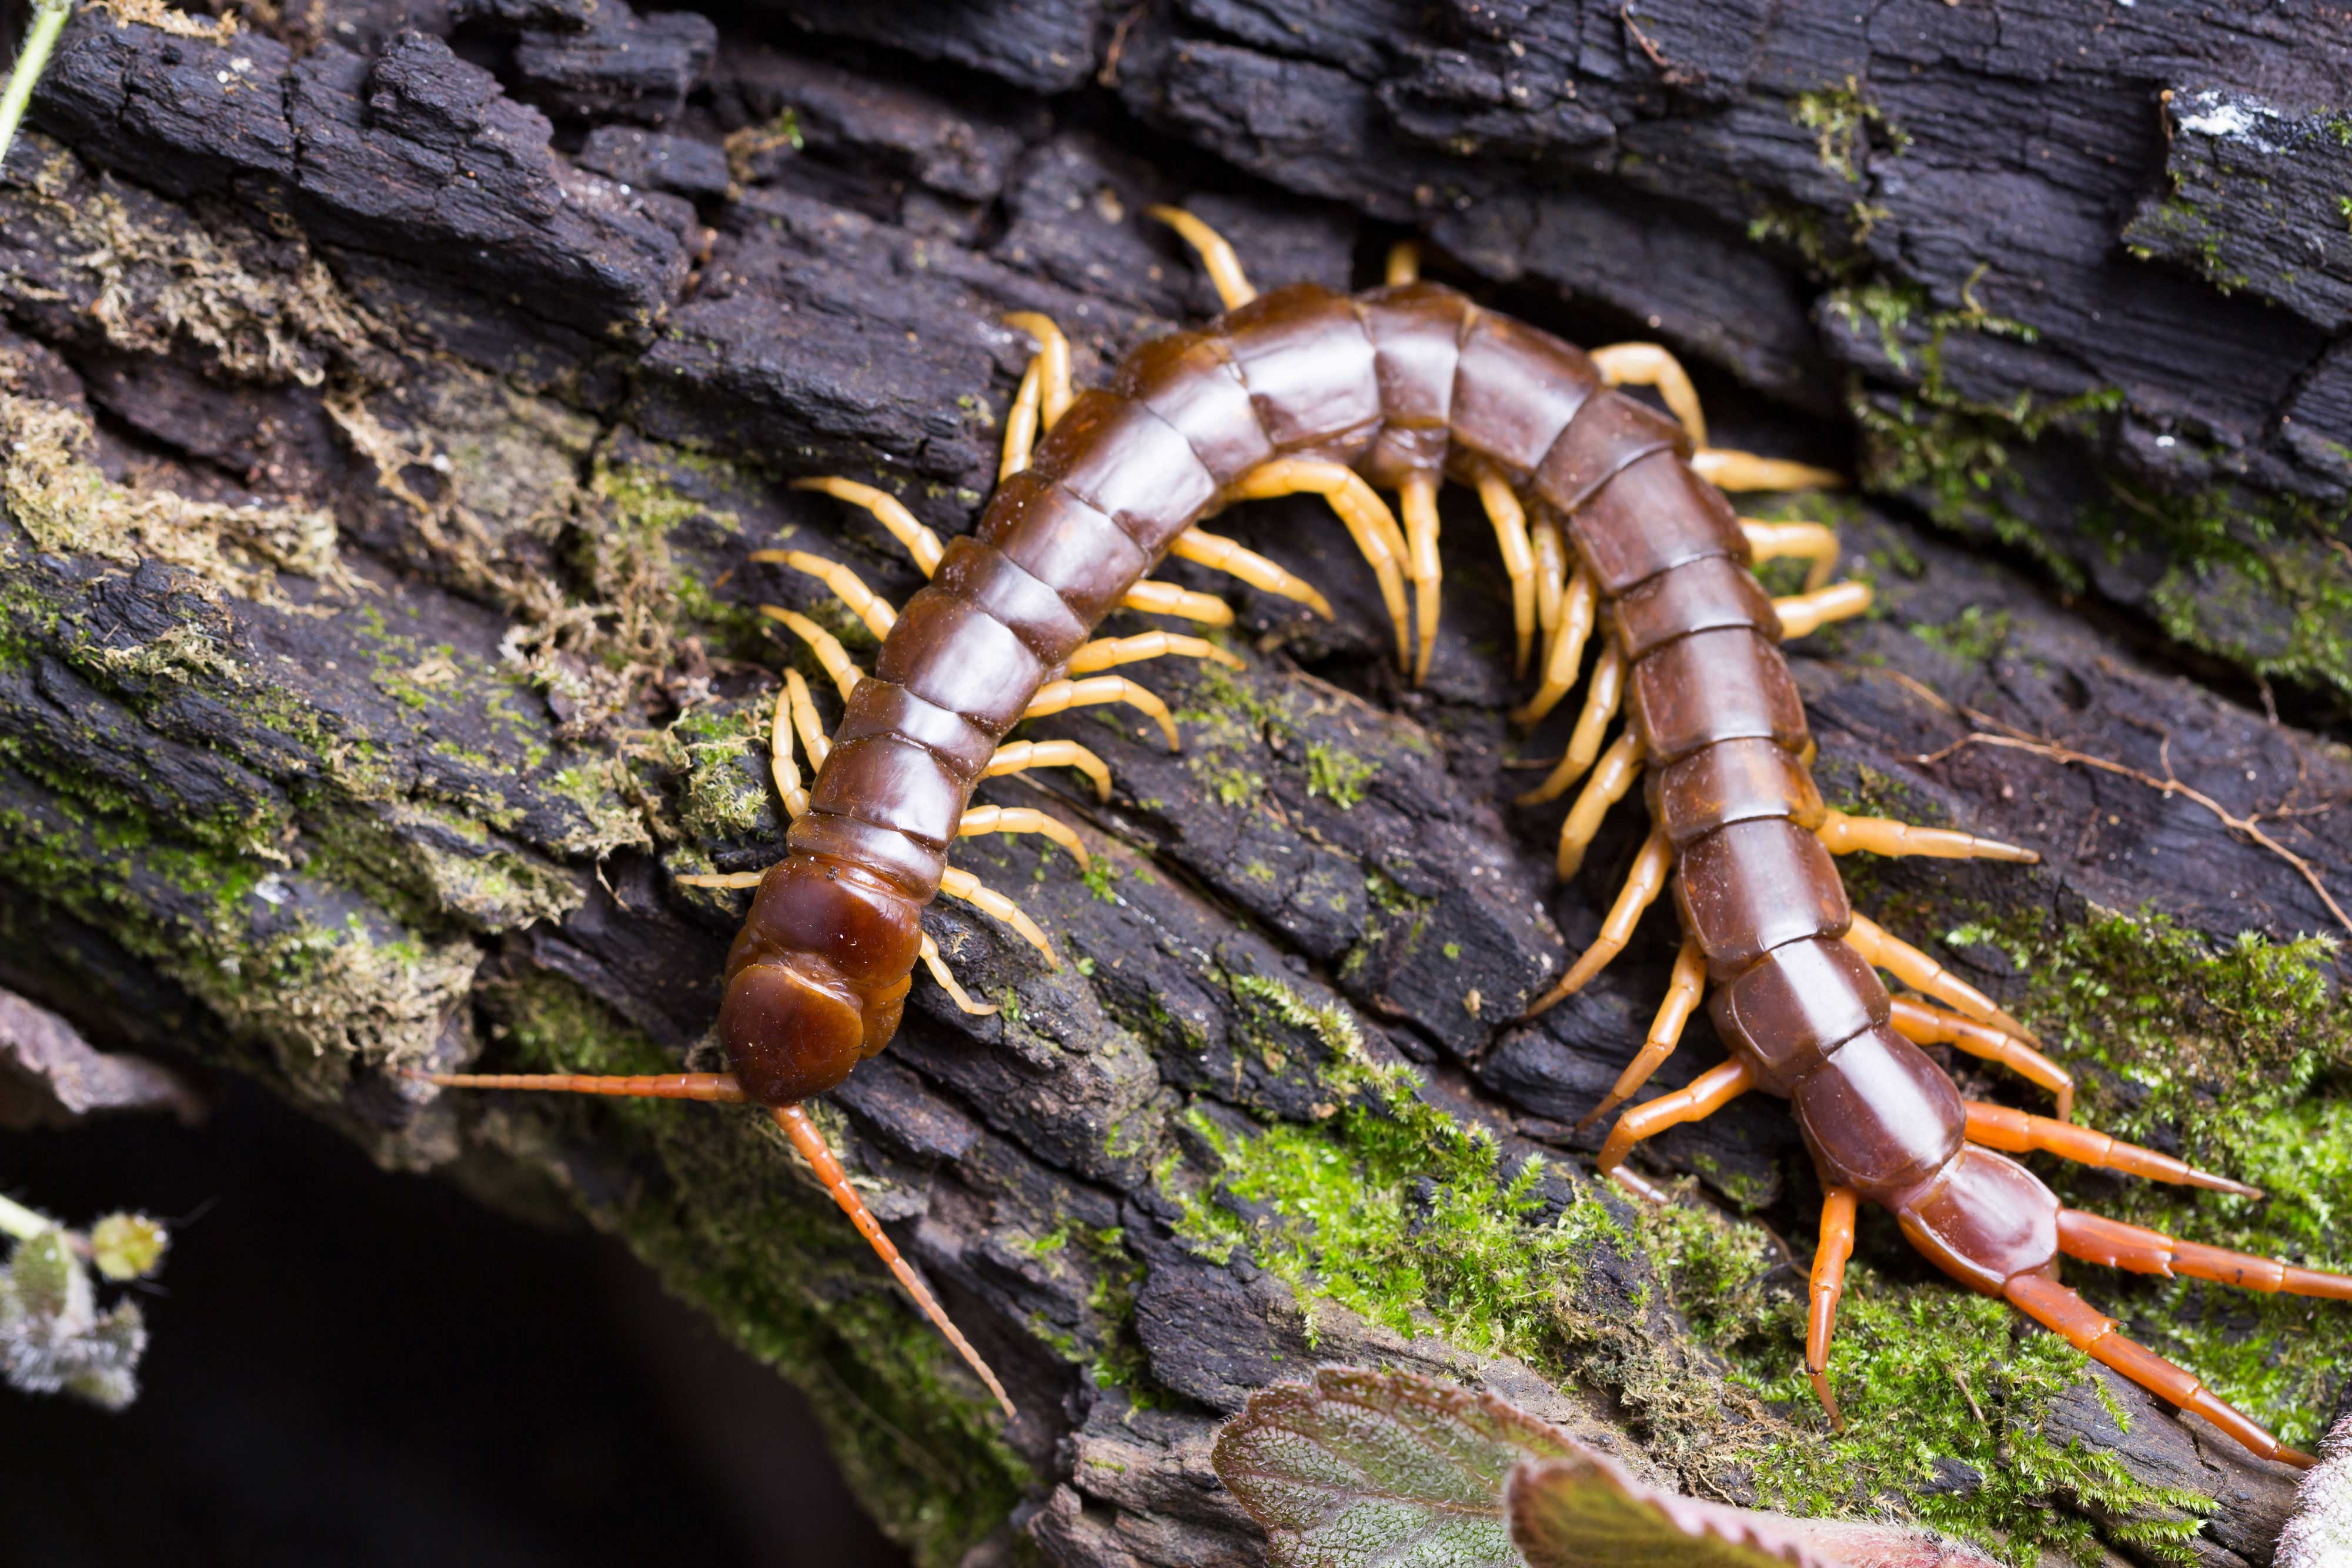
[720,853,925,1104]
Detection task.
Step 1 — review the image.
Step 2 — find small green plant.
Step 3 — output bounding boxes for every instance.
[0,1191,169,1409]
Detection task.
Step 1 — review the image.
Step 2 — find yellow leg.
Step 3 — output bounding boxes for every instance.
[1577,938,1706,1128]
[789,477,944,576]
[941,865,1058,967]
[1773,581,1872,638]
[1846,913,2037,1043]
[1400,472,1442,682]
[1472,469,1538,677]
[674,870,764,889]
[920,937,1000,1015]
[1225,458,1412,668]
[1068,629,1244,675]
[1526,825,1672,1016]
[786,669,831,766]
[1692,449,1845,493]
[1024,674,1180,749]
[1000,359,1043,481]
[761,606,864,700]
[1592,1058,1755,1202]
[1742,519,1841,593]
[1553,728,1646,878]
[1511,566,1597,729]
[1887,997,2072,1121]
[1120,579,1235,626]
[751,549,899,640]
[1590,342,1708,448]
[959,804,1090,868]
[1529,511,1568,667]
[1818,811,2038,863]
[1147,205,1258,310]
[986,738,1112,803]
[1002,312,1074,429]
[1386,240,1419,285]
[766,678,810,819]
[1516,636,1623,801]
[1167,527,1335,619]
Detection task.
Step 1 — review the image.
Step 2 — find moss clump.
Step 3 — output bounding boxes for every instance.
[486,973,1033,1565]
[0,393,347,602]
[1789,76,1911,184]
[1304,742,1377,808]
[666,699,784,845]
[1909,605,2013,665]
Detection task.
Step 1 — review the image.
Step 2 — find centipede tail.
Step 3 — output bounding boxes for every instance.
[422,213,2344,1452]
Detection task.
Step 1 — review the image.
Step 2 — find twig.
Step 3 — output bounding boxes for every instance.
[0,0,72,173]
[1619,2,1697,85]
[1882,668,2352,935]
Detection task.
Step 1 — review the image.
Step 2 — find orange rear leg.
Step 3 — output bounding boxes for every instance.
[1964,1102,2260,1196]
[2004,1272,2315,1469]
[1806,1186,1857,1429]
[2056,1208,2352,1301]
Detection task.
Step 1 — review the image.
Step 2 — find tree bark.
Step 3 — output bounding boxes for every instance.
[5,2,2350,1565]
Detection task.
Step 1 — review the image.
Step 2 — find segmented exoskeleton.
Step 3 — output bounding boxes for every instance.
[426,215,2348,1459]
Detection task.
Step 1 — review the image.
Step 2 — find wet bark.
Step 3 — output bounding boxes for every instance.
[4,2,2349,1565]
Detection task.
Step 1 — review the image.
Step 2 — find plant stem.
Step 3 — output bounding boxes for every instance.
[0,0,74,173]
[0,1191,57,1242]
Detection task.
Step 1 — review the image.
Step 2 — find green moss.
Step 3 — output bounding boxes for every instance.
[487,972,1033,1565]
[666,699,783,844]
[1304,742,1377,809]
[1789,77,1910,185]
[1909,605,2013,664]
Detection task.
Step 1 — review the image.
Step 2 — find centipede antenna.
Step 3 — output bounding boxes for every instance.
[772,1104,1017,1420]
[414,1070,750,1102]
[1146,205,1257,310]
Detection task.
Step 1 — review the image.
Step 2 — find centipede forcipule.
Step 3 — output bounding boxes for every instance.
[417,213,2350,1460]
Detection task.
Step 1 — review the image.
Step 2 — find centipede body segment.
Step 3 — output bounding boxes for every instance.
[423,215,2347,1466]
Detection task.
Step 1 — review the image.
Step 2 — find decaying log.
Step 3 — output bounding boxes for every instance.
[2,2,2348,1564]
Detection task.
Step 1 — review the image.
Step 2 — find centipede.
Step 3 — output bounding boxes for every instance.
[420,210,2348,1463]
